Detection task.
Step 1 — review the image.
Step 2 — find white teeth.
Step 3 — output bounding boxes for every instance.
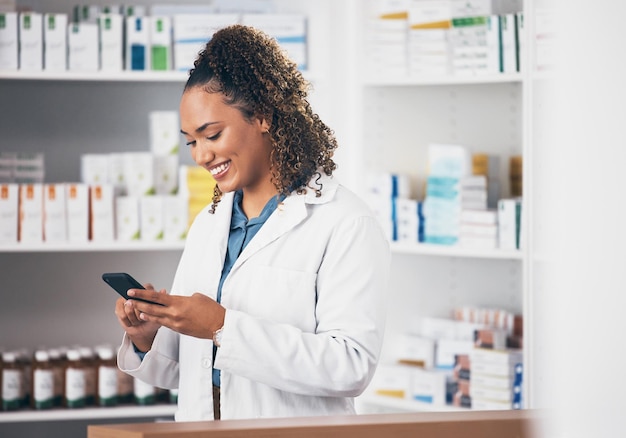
[210,162,229,175]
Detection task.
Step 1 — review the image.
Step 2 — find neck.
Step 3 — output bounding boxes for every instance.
[240,187,280,219]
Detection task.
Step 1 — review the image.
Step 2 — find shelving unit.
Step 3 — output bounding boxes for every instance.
[356,392,467,414]
[0,404,176,423]
[0,70,188,82]
[342,0,530,414]
[0,0,537,434]
[0,69,323,83]
[361,73,524,87]
[389,242,523,260]
[0,241,520,258]
[0,241,185,252]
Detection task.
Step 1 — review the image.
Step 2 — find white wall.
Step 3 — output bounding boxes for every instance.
[533,2,626,437]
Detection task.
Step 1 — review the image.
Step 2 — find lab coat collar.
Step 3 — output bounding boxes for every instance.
[229,172,338,270]
[299,171,339,205]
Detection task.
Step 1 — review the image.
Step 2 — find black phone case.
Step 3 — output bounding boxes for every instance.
[102,272,163,305]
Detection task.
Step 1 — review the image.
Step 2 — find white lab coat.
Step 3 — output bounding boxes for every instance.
[118,173,390,420]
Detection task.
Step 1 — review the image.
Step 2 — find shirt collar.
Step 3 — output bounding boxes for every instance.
[231,190,285,229]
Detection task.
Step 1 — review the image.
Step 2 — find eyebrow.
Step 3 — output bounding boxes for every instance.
[180,121,219,136]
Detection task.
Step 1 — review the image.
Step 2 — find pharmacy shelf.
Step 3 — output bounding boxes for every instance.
[0,404,176,423]
[0,70,188,82]
[0,69,320,83]
[0,241,185,253]
[0,240,520,259]
[389,242,523,260]
[357,392,467,413]
[361,72,524,87]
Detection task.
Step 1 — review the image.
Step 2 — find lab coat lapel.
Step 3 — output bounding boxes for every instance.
[206,193,234,287]
[232,194,307,268]
[231,173,339,268]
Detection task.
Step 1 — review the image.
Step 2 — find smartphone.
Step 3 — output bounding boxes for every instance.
[102,272,164,306]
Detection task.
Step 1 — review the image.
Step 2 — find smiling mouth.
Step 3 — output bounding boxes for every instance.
[209,161,231,178]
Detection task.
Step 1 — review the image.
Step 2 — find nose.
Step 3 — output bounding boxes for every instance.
[192,141,215,168]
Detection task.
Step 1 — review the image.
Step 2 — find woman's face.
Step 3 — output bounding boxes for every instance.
[179,87,273,197]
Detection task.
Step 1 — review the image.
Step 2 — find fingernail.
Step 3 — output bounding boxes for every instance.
[140,313,147,321]
[127,290,135,296]
[124,300,132,307]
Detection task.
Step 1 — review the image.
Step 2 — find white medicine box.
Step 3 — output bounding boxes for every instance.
[126,16,150,70]
[0,13,18,70]
[154,154,179,195]
[90,184,115,241]
[43,183,68,242]
[150,16,172,71]
[115,196,140,241]
[43,13,68,71]
[149,111,180,155]
[0,183,19,243]
[43,14,67,71]
[19,12,43,71]
[65,183,89,242]
[81,154,110,185]
[19,183,44,243]
[163,195,188,241]
[99,13,123,71]
[140,195,164,241]
[123,152,155,197]
[68,22,99,71]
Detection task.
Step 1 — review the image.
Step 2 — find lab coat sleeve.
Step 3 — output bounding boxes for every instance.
[117,327,180,390]
[116,219,203,390]
[215,214,390,397]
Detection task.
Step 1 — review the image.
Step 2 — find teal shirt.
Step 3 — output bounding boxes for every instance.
[213,190,283,387]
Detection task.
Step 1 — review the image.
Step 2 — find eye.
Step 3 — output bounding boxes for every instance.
[207,132,221,141]
[185,139,196,147]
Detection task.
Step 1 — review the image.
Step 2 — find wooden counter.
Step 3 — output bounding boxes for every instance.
[88,409,540,438]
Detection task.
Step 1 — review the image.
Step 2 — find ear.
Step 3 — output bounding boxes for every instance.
[255,113,271,133]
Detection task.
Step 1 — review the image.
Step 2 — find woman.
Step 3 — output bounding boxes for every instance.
[115,24,390,421]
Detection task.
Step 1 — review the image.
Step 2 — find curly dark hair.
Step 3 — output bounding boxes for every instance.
[184,24,338,213]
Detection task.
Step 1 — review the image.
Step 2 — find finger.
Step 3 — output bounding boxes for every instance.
[144,283,155,290]
[128,288,167,306]
[137,311,166,326]
[123,300,143,326]
[115,298,134,328]
[131,299,169,321]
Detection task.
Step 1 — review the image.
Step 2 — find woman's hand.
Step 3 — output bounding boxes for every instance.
[125,288,226,340]
[114,283,165,353]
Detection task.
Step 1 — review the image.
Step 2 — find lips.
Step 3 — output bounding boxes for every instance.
[209,161,231,179]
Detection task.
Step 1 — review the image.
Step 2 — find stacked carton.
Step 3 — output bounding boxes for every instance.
[472,153,501,208]
[457,154,499,249]
[364,172,415,242]
[469,348,523,410]
[365,0,409,77]
[0,5,306,73]
[361,0,525,78]
[449,305,524,409]
[422,143,470,245]
[407,0,451,76]
[458,208,498,249]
